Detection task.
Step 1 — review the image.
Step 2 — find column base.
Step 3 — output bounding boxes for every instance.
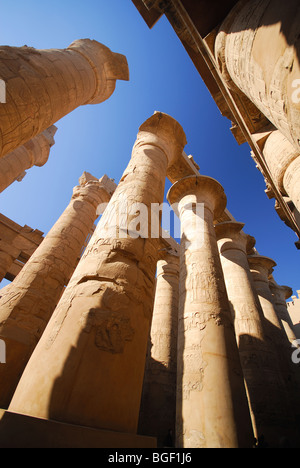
[0,409,157,448]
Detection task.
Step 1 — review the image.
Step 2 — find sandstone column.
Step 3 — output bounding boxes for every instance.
[0,173,115,408]
[262,130,300,213]
[215,221,297,445]
[167,175,253,449]
[0,39,129,158]
[0,126,57,193]
[8,112,187,437]
[138,238,179,447]
[269,277,298,345]
[215,0,300,151]
[248,254,300,436]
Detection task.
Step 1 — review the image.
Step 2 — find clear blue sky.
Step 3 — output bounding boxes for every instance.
[0,0,299,294]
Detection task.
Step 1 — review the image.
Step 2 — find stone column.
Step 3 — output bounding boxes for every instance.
[0,39,129,158]
[0,173,115,408]
[0,126,57,193]
[269,277,298,345]
[215,221,297,445]
[215,0,300,151]
[248,254,300,437]
[138,238,179,447]
[167,175,253,449]
[262,130,300,213]
[8,112,187,438]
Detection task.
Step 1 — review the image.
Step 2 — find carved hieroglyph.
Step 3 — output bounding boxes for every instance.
[0,173,115,408]
[0,39,129,158]
[215,221,298,446]
[138,239,180,447]
[8,112,187,436]
[167,175,253,449]
[215,0,300,151]
[0,126,57,193]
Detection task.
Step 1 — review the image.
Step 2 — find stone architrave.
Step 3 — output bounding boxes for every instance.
[0,39,129,158]
[262,130,300,213]
[215,221,298,445]
[0,252,14,283]
[248,254,300,435]
[167,175,253,449]
[0,126,57,193]
[138,236,180,447]
[0,173,116,409]
[8,112,187,438]
[269,277,297,344]
[215,0,300,151]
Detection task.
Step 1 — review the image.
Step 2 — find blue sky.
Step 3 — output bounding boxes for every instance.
[0,0,298,294]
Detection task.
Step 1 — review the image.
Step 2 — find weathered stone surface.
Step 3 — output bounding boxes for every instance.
[0,174,115,408]
[8,112,187,436]
[215,0,300,151]
[167,175,253,448]
[0,39,129,157]
[0,126,57,193]
[0,214,44,283]
[262,130,300,213]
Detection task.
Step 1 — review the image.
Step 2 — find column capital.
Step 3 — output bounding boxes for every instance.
[72,172,116,208]
[269,278,293,302]
[136,111,187,166]
[167,175,227,220]
[68,39,129,104]
[31,125,58,167]
[215,221,256,254]
[248,255,277,282]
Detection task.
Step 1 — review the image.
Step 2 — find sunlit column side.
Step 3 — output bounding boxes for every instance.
[0,173,115,408]
[8,112,187,436]
[0,39,129,158]
[167,175,253,449]
[215,0,300,151]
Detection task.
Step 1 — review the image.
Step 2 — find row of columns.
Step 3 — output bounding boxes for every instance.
[214,0,300,220]
[0,112,298,448]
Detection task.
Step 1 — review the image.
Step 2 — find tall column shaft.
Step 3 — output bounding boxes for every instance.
[262,130,300,212]
[8,112,187,436]
[0,39,129,157]
[138,243,179,447]
[0,126,57,193]
[215,0,300,150]
[0,173,114,408]
[215,222,297,446]
[168,176,253,449]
